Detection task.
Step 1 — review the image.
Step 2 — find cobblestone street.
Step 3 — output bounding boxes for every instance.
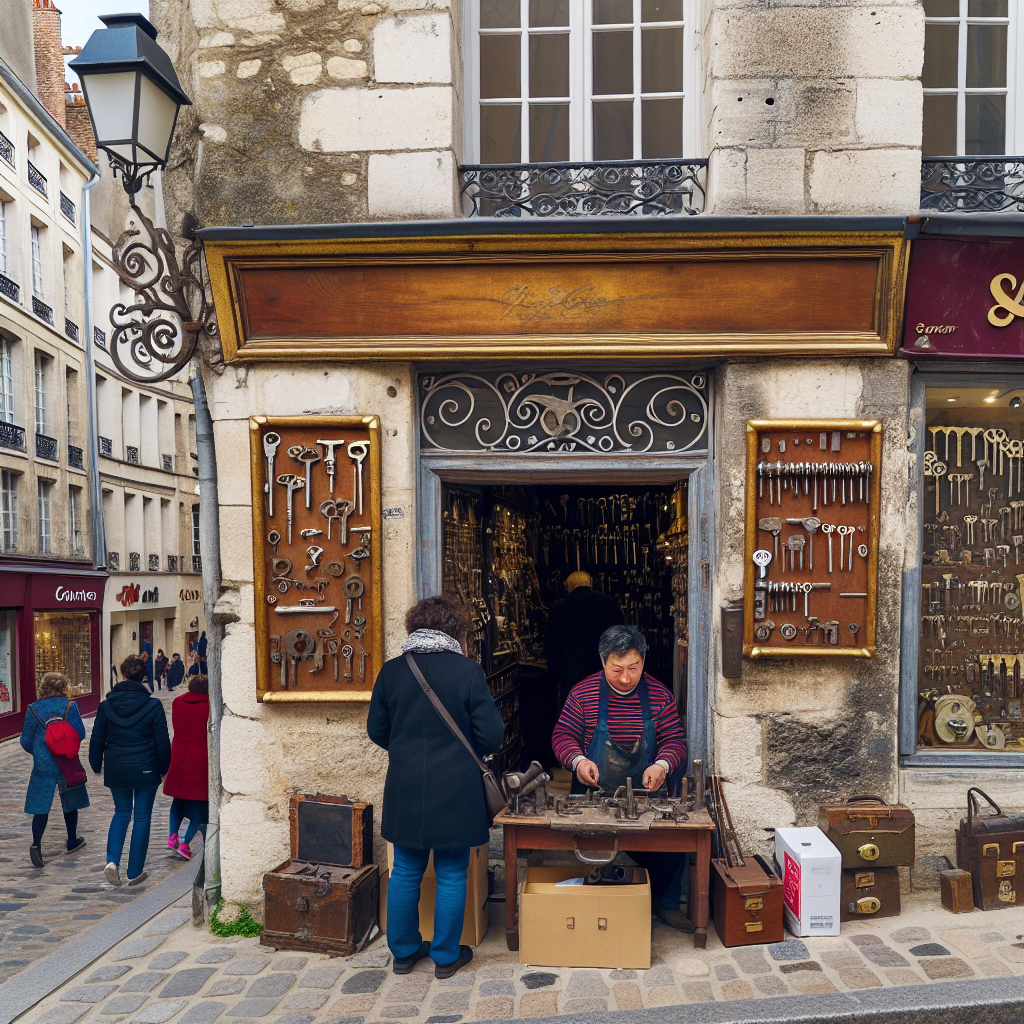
[0,690,195,987]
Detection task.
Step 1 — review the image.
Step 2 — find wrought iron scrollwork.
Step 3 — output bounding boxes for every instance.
[459,160,707,218]
[420,370,708,456]
[921,158,1024,213]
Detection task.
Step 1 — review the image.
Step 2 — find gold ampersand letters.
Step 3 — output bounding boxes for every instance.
[988,272,1024,327]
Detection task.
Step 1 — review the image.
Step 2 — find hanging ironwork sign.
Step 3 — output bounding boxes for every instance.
[419,370,708,456]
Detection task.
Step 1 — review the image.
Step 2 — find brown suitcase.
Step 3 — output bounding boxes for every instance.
[262,861,379,955]
[818,795,915,869]
[954,788,1024,911]
[839,867,900,922]
[712,855,785,947]
[290,793,373,868]
[940,868,974,914]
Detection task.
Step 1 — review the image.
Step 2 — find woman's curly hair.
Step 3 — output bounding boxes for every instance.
[37,673,69,700]
[405,595,469,644]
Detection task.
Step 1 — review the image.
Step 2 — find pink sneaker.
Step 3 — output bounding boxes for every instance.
[176,842,192,860]
[167,834,179,853]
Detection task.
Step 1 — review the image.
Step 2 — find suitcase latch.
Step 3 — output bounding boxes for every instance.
[997,860,1016,878]
[295,897,309,913]
[854,872,875,888]
[1013,842,1024,855]
[853,896,881,914]
[983,843,1000,858]
[744,921,763,933]
[857,843,880,861]
[744,897,763,912]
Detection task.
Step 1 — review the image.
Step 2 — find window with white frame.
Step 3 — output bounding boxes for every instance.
[34,351,49,435]
[30,225,42,297]
[0,202,7,276]
[192,504,201,556]
[469,0,694,163]
[0,338,13,424]
[69,485,83,556]
[37,479,51,554]
[1,470,18,552]
[922,0,1022,156]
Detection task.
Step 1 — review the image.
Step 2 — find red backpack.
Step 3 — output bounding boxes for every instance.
[31,703,87,787]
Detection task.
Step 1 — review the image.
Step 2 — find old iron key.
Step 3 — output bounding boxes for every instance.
[336,500,355,547]
[341,643,354,681]
[752,549,772,579]
[343,575,365,624]
[282,628,314,688]
[276,473,305,544]
[347,442,369,516]
[317,438,346,496]
[288,445,322,511]
[327,638,340,682]
[263,432,280,518]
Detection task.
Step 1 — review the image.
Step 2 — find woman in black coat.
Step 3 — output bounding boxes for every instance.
[368,596,504,980]
[89,654,171,887]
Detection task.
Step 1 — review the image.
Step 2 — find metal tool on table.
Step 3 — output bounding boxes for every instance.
[317,439,346,496]
[263,432,281,517]
[277,473,305,544]
[347,442,369,516]
[343,575,364,624]
[288,445,322,510]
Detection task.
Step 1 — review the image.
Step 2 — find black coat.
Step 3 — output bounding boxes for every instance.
[166,660,185,689]
[544,587,624,703]
[89,681,171,790]
[367,651,505,850]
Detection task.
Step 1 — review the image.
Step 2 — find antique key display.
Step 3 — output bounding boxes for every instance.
[917,390,1024,752]
[743,420,882,658]
[251,416,382,701]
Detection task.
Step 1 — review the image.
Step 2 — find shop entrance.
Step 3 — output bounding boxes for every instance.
[440,479,689,776]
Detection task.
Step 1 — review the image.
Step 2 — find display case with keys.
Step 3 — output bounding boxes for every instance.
[743,419,882,659]
[250,416,383,701]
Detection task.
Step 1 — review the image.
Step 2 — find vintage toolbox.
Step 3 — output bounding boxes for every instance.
[262,860,378,954]
[712,855,785,947]
[818,795,915,869]
[289,793,373,868]
[940,868,974,914]
[839,866,901,922]
[955,788,1024,911]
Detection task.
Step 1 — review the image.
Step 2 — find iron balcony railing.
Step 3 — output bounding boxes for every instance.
[106,551,119,571]
[0,129,14,167]
[35,433,58,461]
[65,318,79,343]
[0,422,26,452]
[167,554,179,572]
[148,553,160,571]
[32,296,53,325]
[459,159,707,217]
[68,443,83,469]
[0,273,18,303]
[60,192,76,223]
[193,554,202,573]
[921,157,1024,213]
[27,161,46,197]
[125,445,139,464]
[129,551,141,572]
[162,454,173,472]
[98,435,113,457]
[94,326,107,350]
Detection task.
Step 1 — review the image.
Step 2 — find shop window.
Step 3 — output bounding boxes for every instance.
[0,469,17,552]
[34,610,92,698]
[468,0,695,162]
[922,0,1021,155]
[37,478,51,553]
[0,609,16,716]
[0,337,13,424]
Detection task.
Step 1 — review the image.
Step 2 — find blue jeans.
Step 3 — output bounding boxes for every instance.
[107,786,158,879]
[388,844,470,967]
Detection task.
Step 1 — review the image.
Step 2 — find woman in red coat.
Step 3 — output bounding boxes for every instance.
[163,674,209,860]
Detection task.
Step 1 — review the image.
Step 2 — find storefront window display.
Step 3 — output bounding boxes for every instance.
[0,610,16,716]
[34,611,93,698]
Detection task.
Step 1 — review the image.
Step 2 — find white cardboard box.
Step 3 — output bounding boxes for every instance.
[774,827,841,936]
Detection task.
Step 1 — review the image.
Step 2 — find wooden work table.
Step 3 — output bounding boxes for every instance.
[495,808,715,951]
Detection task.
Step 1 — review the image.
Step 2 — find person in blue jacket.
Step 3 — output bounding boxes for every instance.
[20,673,89,867]
[89,654,171,887]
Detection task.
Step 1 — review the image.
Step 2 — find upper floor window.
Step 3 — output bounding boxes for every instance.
[69,485,83,557]
[0,202,7,277]
[34,350,50,435]
[192,504,201,556]
[468,0,694,163]
[0,338,12,425]
[1,470,18,552]
[30,225,42,298]
[922,0,1022,155]
[37,478,51,554]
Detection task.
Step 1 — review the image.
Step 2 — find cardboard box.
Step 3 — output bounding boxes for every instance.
[775,827,841,936]
[382,843,489,947]
[519,866,651,969]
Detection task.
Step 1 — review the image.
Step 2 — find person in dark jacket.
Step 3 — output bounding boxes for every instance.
[197,631,208,659]
[89,654,171,887]
[367,596,504,980]
[163,674,209,861]
[20,673,88,867]
[166,653,185,692]
[154,650,168,691]
[140,644,154,692]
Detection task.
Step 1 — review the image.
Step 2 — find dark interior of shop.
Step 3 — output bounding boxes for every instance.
[441,480,689,775]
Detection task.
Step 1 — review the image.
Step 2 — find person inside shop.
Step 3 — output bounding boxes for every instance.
[154,649,168,691]
[166,653,185,692]
[551,623,691,931]
[367,595,505,980]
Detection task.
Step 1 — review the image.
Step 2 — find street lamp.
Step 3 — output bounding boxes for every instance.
[70,14,214,382]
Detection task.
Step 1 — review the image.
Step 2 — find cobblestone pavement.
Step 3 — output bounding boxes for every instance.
[0,689,196,986]
[19,888,1024,1024]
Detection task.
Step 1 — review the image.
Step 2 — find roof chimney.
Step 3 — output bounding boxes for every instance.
[32,0,66,129]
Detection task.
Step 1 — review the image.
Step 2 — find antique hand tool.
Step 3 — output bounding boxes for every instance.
[924,451,947,516]
[282,627,315,688]
[276,473,305,543]
[358,645,367,683]
[963,515,977,547]
[305,546,324,571]
[786,534,806,571]
[263,431,280,517]
[820,522,836,573]
[752,549,772,579]
[349,546,370,571]
[288,445,321,510]
[758,517,782,562]
[837,525,854,572]
[343,575,364,624]
[317,438,346,496]
[341,643,354,681]
[268,529,281,556]
[977,458,988,488]
[270,634,283,688]
[328,637,340,681]
[347,442,369,516]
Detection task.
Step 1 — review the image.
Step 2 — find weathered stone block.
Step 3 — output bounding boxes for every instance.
[856,79,921,146]
[281,52,322,86]
[221,799,289,905]
[221,716,272,795]
[808,148,920,214]
[374,14,452,84]
[327,56,368,80]
[368,151,456,219]
[218,503,254,584]
[745,147,805,213]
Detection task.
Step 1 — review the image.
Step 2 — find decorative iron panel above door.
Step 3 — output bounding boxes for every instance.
[419,370,708,456]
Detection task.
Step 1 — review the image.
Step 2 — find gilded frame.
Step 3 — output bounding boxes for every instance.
[743,419,882,659]
[249,415,383,702]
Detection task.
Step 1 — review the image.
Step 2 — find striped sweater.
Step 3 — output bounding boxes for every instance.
[551,672,687,773]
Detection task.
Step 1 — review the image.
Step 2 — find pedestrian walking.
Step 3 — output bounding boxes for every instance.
[89,654,171,887]
[139,647,154,693]
[164,674,209,861]
[154,649,168,691]
[367,596,505,979]
[20,673,88,867]
[187,652,201,679]
[166,652,185,692]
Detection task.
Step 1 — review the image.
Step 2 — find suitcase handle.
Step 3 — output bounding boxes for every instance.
[845,794,888,806]
[967,786,1003,829]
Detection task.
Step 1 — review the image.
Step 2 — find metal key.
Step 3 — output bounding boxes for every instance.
[752,549,772,579]
[268,529,281,556]
[341,643,354,681]
[277,473,305,544]
[288,445,322,510]
[336,499,355,547]
[837,525,854,571]
[263,432,280,518]
[787,534,805,571]
[357,645,367,683]
[349,545,370,572]
[283,627,314,688]
[317,438,346,496]
[328,637,340,681]
[758,517,782,562]
[344,575,364,624]
[347,442,369,516]
[820,523,835,573]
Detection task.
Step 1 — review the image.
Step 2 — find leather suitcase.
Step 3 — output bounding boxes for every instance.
[839,867,900,922]
[712,855,784,947]
[954,788,1024,911]
[290,793,373,868]
[262,861,378,954]
[818,795,915,869]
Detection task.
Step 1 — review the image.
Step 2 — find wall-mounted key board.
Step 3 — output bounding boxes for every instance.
[743,420,882,659]
[250,416,383,701]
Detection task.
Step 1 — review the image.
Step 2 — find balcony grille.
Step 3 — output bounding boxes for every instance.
[98,435,113,457]
[0,422,26,452]
[0,273,18,303]
[193,554,202,573]
[148,553,160,571]
[35,433,58,461]
[60,192,76,223]
[0,129,13,167]
[65,318,79,343]
[67,443,83,469]
[921,157,1024,213]
[32,296,53,325]
[106,551,119,571]
[162,454,173,472]
[167,554,179,572]
[27,161,47,197]
[94,326,107,349]
[459,159,707,218]
[125,445,139,464]
[129,551,141,572]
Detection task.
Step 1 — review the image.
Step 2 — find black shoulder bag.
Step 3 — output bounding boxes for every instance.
[404,653,507,824]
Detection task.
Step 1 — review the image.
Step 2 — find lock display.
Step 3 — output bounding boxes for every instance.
[857,842,880,861]
[853,896,881,914]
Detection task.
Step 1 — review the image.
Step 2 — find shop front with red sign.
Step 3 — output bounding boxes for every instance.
[0,564,107,743]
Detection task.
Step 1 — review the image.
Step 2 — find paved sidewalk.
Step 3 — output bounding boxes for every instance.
[0,689,196,986]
